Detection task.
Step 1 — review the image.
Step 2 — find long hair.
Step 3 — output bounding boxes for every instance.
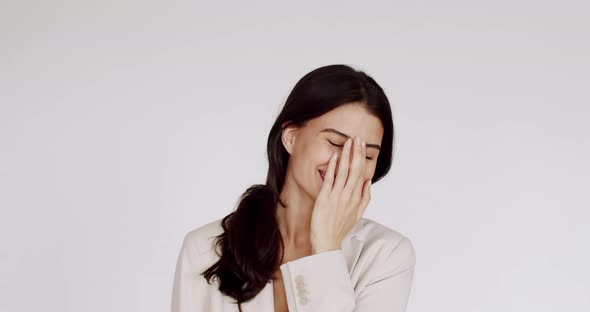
[201,64,395,311]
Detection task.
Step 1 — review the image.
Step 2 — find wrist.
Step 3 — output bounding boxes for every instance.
[311,241,341,254]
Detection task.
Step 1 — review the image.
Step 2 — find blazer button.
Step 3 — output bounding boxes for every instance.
[294,275,306,290]
[299,295,309,305]
[294,275,309,305]
[294,275,304,284]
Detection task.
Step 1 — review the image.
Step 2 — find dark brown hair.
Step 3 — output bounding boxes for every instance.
[201,64,395,311]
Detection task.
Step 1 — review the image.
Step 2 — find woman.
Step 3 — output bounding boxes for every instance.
[171,64,416,312]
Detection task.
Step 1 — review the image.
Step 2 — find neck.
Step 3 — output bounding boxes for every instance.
[275,172,315,250]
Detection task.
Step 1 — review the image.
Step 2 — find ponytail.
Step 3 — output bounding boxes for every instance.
[201,184,285,311]
[200,64,394,311]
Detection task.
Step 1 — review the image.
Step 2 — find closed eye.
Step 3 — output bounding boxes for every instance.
[328,140,374,160]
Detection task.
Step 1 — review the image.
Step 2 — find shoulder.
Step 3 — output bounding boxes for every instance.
[182,217,224,252]
[348,217,416,273]
[178,217,225,274]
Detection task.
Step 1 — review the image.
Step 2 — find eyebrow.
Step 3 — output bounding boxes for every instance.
[320,128,381,151]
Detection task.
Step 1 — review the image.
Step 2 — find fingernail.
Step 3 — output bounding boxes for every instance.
[345,138,352,149]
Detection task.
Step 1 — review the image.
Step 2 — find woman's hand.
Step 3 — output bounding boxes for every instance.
[310,136,372,254]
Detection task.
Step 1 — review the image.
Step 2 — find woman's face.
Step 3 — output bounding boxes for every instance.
[282,103,384,200]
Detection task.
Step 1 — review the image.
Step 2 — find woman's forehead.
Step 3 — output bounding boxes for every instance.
[308,105,383,142]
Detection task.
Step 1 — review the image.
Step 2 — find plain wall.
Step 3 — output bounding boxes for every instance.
[1,0,589,311]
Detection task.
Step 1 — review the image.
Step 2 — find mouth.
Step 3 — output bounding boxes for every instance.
[318,170,326,181]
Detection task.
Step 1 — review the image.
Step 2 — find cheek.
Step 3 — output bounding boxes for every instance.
[292,143,330,175]
[365,164,377,181]
[320,148,337,164]
[308,142,335,164]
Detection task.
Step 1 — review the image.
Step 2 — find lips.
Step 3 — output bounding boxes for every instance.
[318,170,326,181]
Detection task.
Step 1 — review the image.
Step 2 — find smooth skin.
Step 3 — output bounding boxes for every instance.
[273,135,371,312]
[311,135,371,254]
[273,103,381,312]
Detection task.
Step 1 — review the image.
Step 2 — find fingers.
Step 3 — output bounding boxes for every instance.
[319,151,338,196]
[332,137,352,193]
[342,136,365,201]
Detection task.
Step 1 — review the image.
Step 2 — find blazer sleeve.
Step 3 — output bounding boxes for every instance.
[171,232,206,312]
[279,237,416,312]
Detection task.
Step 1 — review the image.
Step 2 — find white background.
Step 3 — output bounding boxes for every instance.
[1,1,589,311]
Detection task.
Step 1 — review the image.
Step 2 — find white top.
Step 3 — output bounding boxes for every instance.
[171,217,416,311]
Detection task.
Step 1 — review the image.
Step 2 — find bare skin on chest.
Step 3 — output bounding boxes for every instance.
[273,245,312,312]
[272,275,288,312]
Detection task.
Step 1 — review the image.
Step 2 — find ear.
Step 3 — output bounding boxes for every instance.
[281,121,298,155]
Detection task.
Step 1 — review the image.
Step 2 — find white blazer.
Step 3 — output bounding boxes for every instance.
[171,217,416,311]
